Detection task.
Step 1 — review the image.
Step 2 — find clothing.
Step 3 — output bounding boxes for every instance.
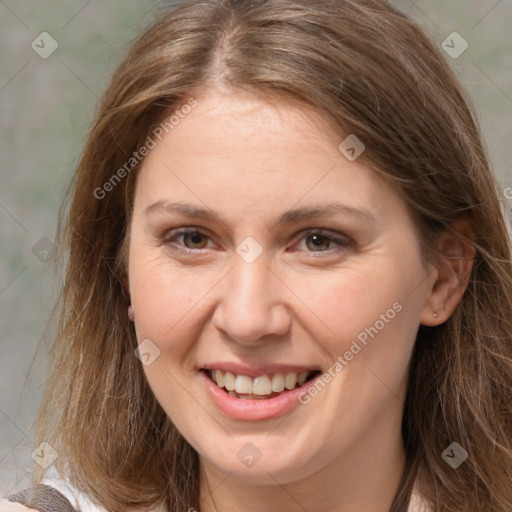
[3,468,431,511]
[4,485,76,512]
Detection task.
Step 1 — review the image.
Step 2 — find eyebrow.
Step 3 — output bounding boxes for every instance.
[143,200,376,226]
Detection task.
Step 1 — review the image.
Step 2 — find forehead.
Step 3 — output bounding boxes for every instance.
[133,90,401,225]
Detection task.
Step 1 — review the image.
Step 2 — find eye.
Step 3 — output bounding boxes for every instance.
[163,228,214,253]
[292,229,351,255]
[162,227,351,255]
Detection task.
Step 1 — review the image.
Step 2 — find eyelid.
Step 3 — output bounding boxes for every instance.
[162,227,352,255]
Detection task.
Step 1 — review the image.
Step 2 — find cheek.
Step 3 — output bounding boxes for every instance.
[129,252,216,342]
[128,257,209,426]
[295,261,420,343]
[296,259,423,402]
[129,229,425,360]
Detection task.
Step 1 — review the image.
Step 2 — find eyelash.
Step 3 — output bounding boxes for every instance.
[162,227,351,256]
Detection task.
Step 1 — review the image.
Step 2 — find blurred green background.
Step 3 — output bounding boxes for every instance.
[1,0,511,497]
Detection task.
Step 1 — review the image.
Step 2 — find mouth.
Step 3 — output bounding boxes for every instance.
[201,368,322,400]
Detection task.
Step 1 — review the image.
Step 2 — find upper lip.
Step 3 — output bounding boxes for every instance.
[200,362,321,378]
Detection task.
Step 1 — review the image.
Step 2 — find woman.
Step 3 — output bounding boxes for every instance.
[2,0,511,511]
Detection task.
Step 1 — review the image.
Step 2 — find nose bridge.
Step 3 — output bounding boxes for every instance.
[212,248,291,344]
[231,253,272,308]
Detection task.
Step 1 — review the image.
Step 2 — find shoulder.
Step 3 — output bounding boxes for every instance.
[40,470,105,512]
[4,468,164,512]
[0,499,38,511]
[1,483,78,512]
[3,467,99,512]
[7,469,165,512]
[41,471,166,512]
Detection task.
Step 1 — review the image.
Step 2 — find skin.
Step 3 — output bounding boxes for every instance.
[126,88,473,512]
[0,502,38,512]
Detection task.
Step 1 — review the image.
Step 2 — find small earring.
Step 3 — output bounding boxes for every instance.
[128,305,135,321]
[433,312,439,319]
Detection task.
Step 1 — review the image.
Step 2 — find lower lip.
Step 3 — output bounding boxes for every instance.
[199,370,320,421]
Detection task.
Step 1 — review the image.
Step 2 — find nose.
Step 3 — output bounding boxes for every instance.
[211,253,293,346]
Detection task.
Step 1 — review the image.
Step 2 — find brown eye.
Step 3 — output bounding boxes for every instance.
[181,231,208,249]
[305,233,332,251]
[163,228,213,253]
[293,229,351,255]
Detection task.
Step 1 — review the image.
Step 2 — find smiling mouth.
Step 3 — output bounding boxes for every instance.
[202,369,322,400]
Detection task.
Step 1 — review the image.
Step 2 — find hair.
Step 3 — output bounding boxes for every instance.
[34,0,512,511]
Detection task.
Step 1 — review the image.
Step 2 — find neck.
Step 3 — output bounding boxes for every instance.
[197,408,407,512]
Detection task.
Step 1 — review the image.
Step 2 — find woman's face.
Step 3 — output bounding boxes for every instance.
[127,89,437,485]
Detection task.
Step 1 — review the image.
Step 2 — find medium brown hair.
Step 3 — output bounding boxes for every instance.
[35,1,512,510]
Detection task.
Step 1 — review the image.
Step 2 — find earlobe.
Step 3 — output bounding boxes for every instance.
[420,219,476,326]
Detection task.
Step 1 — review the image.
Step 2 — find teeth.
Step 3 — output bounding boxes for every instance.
[235,375,253,394]
[252,375,272,395]
[224,372,236,391]
[285,372,297,390]
[212,370,224,388]
[209,369,313,397]
[271,372,285,392]
[297,371,309,385]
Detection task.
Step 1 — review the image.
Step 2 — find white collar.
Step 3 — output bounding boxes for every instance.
[41,468,107,512]
[41,468,164,512]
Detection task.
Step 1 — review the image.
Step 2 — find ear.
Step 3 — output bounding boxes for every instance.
[420,219,476,326]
